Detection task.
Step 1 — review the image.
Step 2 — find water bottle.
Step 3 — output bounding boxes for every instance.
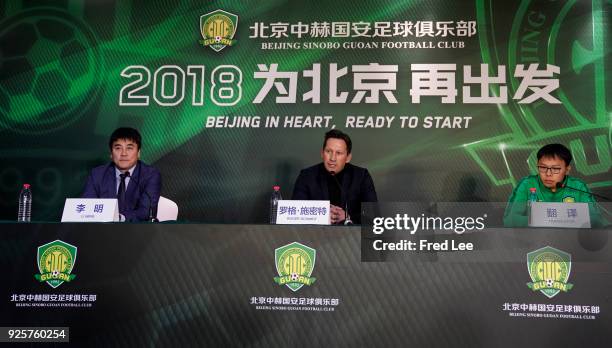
[527,187,537,225]
[528,187,537,205]
[269,185,282,224]
[17,184,32,222]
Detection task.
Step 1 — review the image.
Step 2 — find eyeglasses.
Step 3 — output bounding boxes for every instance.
[537,165,562,174]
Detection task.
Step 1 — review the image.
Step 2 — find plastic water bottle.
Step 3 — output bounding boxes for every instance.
[17,184,32,222]
[527,187,537,225]
[528,187,537,205]
[269,185,282,224]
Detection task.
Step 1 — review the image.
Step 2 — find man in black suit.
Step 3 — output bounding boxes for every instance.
[292,129,377,224]
[82,127,161,222]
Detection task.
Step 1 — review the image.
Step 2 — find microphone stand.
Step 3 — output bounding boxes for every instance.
[134,162,158,222]
[139,185,159,222]
[556,182,612,225]
[556,182,612,201]
[330,171,353,225]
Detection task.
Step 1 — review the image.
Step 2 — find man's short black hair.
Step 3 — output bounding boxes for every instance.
[323,129,352,154]
[537,143,572,165]
[109,127,142,150]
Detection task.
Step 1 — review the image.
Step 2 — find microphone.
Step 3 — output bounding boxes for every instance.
[556,182,611,201]
[136,164,158,222]
[329,171,353,225]
[141,189,159,222]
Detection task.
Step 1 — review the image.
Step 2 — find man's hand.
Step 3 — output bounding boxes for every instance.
[330,204,346,224]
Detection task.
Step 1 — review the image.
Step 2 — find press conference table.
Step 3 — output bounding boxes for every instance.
[2,223,611,347]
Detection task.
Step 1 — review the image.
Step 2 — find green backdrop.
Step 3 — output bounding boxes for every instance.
[0,0,610,222]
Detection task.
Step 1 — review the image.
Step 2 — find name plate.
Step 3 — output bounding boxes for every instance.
[529,202,591,228]
[276,200,330,225]
[61,198,119,222]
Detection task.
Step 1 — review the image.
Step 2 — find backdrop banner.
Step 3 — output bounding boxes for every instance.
[0,0,610,223]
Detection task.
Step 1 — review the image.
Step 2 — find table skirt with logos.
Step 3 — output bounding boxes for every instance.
[1,223,611,347]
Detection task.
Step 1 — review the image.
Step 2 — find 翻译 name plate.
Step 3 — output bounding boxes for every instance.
[529,202,591,228]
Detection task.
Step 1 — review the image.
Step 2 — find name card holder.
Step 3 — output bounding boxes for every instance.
[529,202,591,228]
[276,200,330,225]
[61,198,119,222]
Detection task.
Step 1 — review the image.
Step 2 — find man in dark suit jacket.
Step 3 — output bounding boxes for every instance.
[292,130,377,224]
[82,127,161,222]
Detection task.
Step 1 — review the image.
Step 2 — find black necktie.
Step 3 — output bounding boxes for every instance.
[117,171,130,212]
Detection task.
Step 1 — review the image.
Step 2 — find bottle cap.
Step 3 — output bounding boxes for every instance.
[273,185,280,191]
[529,187,536,192]
[23,184,31,189]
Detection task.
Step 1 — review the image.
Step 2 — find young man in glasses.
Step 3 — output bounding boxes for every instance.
[503,143,603,227]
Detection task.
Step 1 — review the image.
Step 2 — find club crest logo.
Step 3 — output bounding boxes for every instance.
[562,196,576,203]
[34,240,77,288]
[274,242,317,292]
[199,9,238,52]
[526,246,573,298]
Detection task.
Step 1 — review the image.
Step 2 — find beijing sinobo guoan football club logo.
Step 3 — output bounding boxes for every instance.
[199,9,238,52]
[464,1,610,197]
[34,240,77,288]
[526,246,573,298]
[274,242,316,292]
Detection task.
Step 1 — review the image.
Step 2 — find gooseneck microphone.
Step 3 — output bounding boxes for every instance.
[556,182,611,201]
[329,170,353,225]
[136,165,159,222]
[141,189,159,222]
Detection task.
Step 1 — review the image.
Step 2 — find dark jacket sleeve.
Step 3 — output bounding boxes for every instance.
[292,170,310,200]
[361,169,378,202]
[81,171,99,198]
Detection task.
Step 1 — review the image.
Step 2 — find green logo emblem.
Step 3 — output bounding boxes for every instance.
[465,1,610,195]
[0,8,103,134]
[274,242,317,292]
[199,9,238,52]
[526,246,573,298]
[34,240,77,288]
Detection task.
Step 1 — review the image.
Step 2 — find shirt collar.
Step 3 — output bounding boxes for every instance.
[115,163,137,178]
[320,162,350,176]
